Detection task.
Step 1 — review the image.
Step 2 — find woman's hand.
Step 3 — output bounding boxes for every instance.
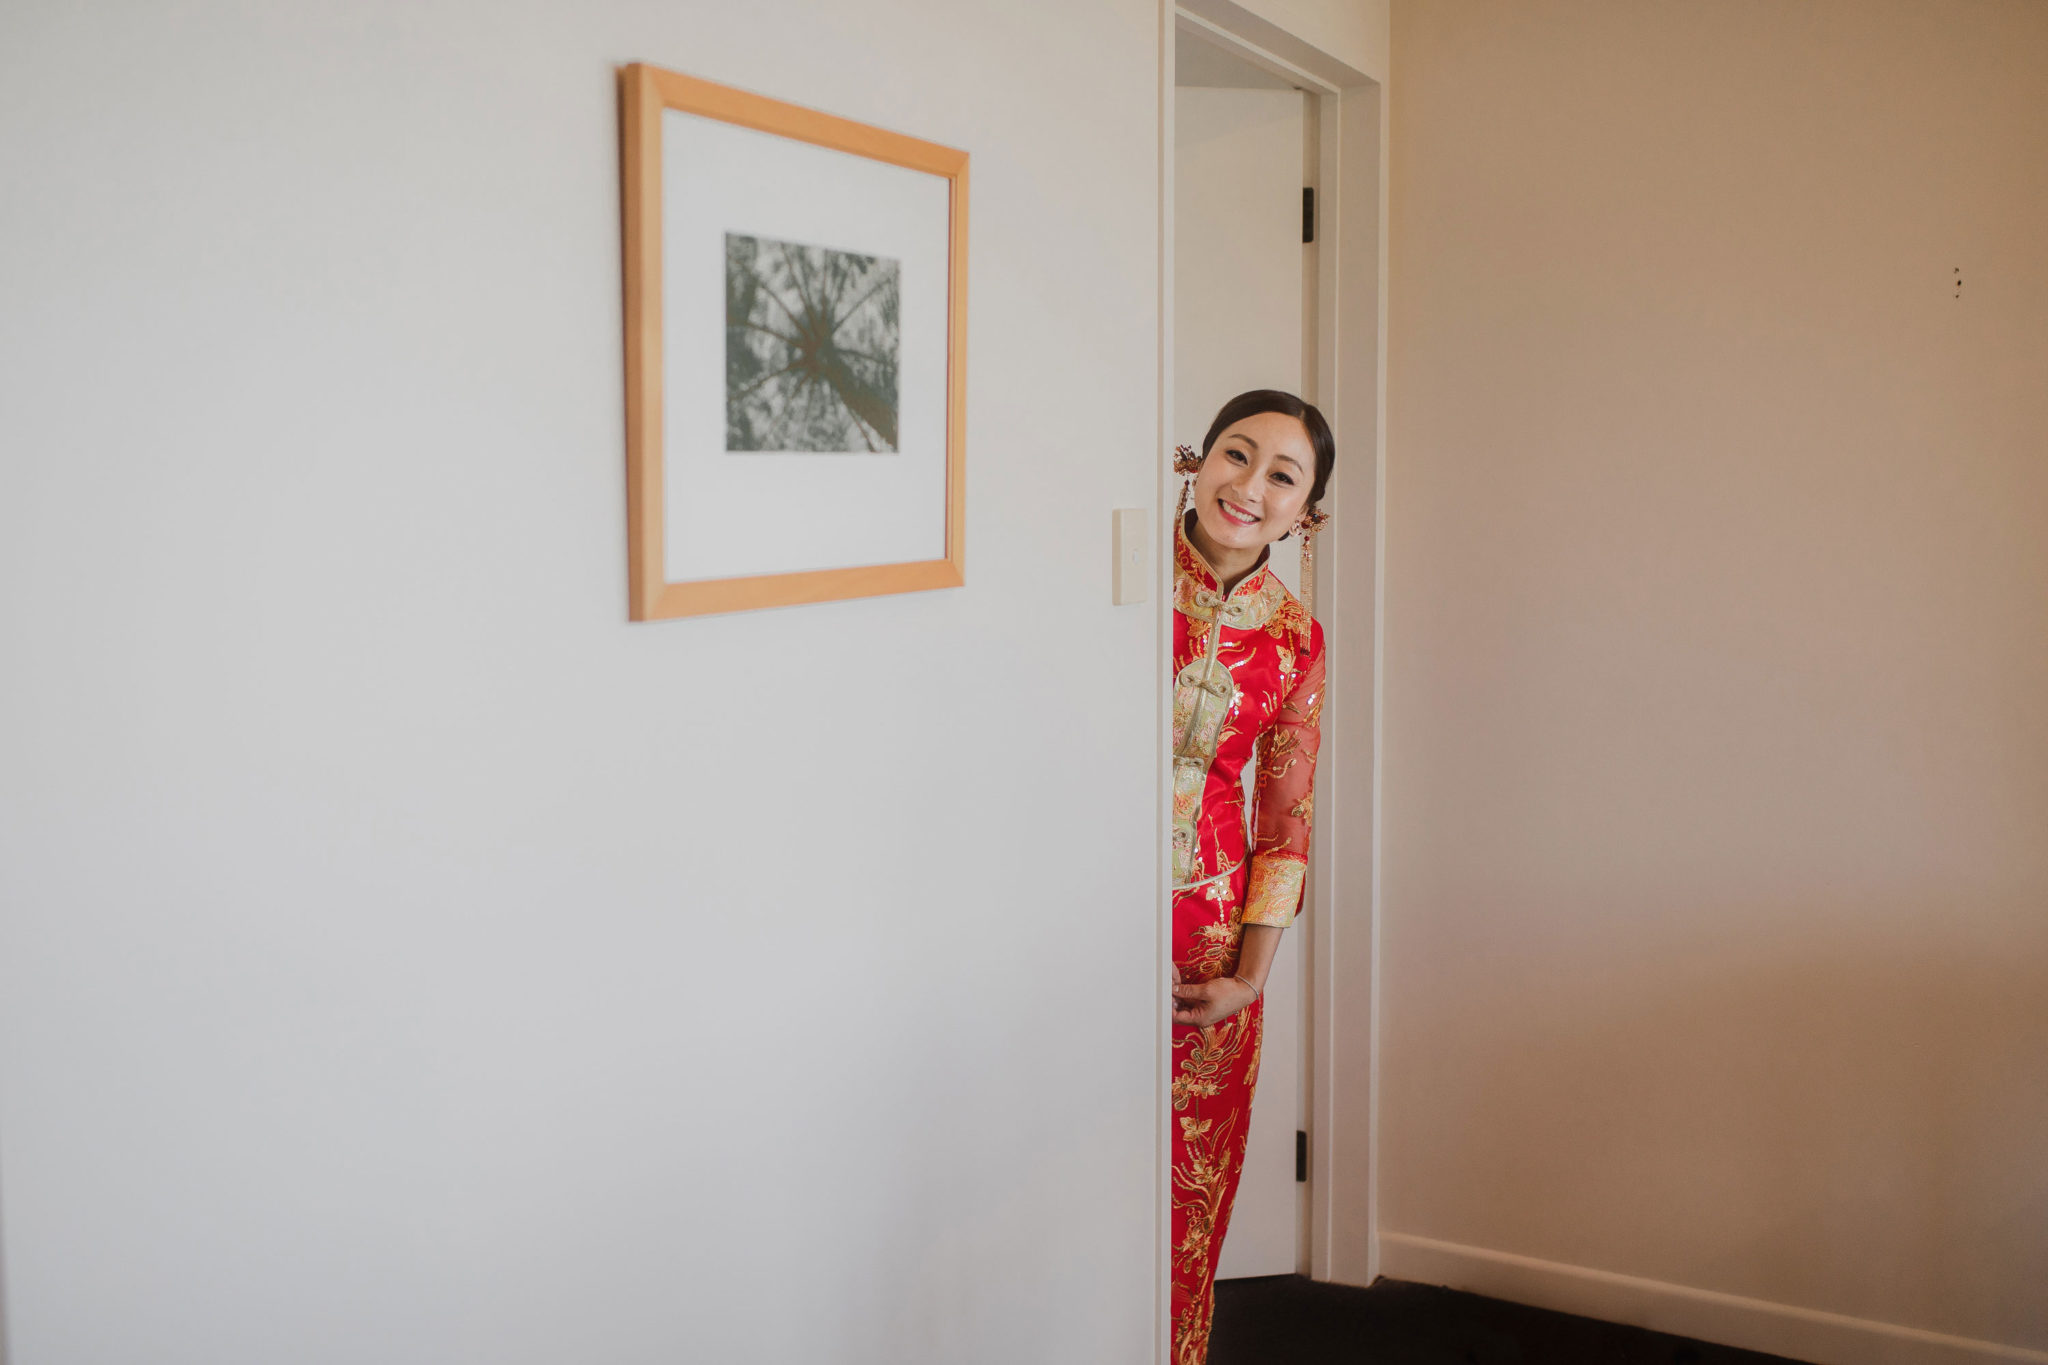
[1171,927,1281,1027]
[1172,974,1260,1028]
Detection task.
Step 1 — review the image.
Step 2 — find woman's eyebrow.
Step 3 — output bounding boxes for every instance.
[1272,452,1305,471]
[1231,434,1261,450]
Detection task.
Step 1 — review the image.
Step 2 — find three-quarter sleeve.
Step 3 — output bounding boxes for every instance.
[1242,639,1325,929]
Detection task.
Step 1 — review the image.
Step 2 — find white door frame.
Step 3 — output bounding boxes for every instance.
[1156,5,1386,1349]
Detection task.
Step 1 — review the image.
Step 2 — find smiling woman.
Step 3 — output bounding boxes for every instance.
[1167,389,1334,1365]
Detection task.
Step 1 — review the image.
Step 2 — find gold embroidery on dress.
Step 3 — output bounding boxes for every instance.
[1183,896,1241,983]
[1170,1005,1259,1365]
[1171,651,1235,885]
[1173,520,1294,890]
[1242,855,1307,929]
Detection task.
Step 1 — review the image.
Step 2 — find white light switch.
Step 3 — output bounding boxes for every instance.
[1112,508,1149,605]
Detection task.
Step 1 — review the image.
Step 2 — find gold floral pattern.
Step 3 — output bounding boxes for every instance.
[1242,855,1307,929]
[1170,1006,1259,1365]
[1170,1009,1248,1114]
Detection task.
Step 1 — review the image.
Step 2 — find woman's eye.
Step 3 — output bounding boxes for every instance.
[1226,448,1248,463]
[1271,472,1295,485]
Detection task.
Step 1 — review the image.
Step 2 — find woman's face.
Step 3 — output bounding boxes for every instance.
[1190,410,1317,558]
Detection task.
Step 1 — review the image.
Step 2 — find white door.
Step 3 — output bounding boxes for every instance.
[1174,77,1311,1279]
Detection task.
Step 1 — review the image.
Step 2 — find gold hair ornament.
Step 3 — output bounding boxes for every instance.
[1172,444,1203,524]
[1295,504,1327,616]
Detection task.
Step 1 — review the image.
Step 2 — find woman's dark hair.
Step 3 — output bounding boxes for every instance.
[1200,389,1336,508]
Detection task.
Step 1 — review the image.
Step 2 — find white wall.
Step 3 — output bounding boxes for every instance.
[1382,2,2048,1362]
[0,3,1164,1363]
[1246,0,1387,81]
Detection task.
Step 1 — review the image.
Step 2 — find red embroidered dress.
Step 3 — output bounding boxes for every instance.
[1170,515,1324,1365]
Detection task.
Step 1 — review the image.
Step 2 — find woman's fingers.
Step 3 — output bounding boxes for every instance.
[1172,982,1223,1025]
[1171,977,1259,1027]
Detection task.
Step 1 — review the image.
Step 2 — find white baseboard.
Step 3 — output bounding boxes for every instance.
[1376,1231,2048,1365]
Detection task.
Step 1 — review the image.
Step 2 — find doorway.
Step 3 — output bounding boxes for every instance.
[1173,27,1317,1279]
[1163,8,1385,1303]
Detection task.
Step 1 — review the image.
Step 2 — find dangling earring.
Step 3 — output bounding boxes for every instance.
[1172,444,1203,525]
[1293,504,1330,616]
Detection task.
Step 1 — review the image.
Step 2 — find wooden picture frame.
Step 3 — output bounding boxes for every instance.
[619,63,968,620]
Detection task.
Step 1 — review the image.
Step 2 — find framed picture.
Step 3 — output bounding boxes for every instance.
[619,62,968,620]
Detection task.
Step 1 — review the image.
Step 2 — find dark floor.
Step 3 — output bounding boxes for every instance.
[1209,1276,1809,1365]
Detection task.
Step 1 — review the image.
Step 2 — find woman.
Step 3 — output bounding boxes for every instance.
[1169,389,1332,1365]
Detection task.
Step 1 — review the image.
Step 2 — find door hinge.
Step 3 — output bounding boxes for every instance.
[1295,1129,1308,1182]
[1302,187,1316,244]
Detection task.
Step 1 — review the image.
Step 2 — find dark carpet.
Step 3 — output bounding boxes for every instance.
[1208,1276,1809,1365]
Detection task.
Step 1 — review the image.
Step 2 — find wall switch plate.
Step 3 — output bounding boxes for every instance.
[1112,508,1149,605]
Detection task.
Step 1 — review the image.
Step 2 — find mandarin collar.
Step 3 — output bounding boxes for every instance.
[1177,511,1271,602]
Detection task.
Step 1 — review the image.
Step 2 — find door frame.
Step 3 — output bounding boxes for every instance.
[1156,3,1387,1343]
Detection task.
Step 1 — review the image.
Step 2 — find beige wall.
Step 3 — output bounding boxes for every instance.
[1382,2,2048,1361]
[0,3,1163,1362]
